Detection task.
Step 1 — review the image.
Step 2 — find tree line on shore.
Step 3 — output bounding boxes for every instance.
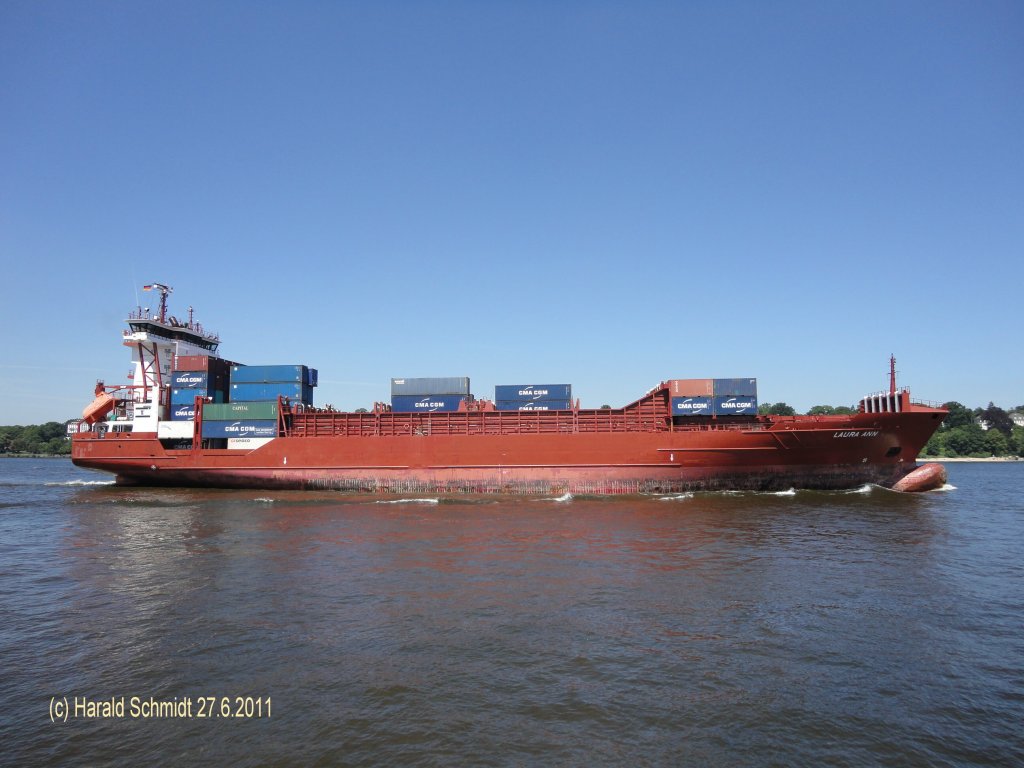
[0,422,72,455]
[920,402,1024,458]
[3,402,1022,458]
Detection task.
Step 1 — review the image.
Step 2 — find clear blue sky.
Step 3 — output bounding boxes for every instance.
[2,1,1021,424]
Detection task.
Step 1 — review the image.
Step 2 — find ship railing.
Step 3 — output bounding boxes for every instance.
[285,385,673,438]
[288,408,675,437]
[863,387,910,398]
[672,421,769,433]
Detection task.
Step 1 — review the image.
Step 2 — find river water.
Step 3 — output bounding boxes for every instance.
[1,459,1022,766]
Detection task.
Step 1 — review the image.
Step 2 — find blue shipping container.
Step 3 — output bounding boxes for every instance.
[494,384,572,401]
[230,382,313,403]
[671,396,713,416]
[713,378,758,397]
[496,400,572,411]
[714,395,758,415]
[171,388,226,405]
[391,377,471,396]
[170,403,196,420]
[391,394,466,412]
[171,388,202,405]
[172,371,209,389]
[307,368,318,387]
[201,420,279,439]
[171,388,195,405]
[230,365,310,384]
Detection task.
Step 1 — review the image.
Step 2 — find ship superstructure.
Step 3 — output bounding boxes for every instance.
[81,284,220,435]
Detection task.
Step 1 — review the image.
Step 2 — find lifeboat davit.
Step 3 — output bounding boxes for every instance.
[892,462,947,493]
[82,393,116,424]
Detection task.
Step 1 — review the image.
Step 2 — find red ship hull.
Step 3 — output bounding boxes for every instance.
[72,407,945,494]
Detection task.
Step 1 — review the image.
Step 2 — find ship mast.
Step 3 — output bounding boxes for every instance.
[889,354,897,395]
[144,283,172,324]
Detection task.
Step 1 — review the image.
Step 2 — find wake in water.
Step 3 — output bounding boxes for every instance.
[659,485,893,500]
[374,498,440,505]
[721,488,797,497]
[1,479,116,487]
[543,493,574,502]
[43,480,116,487]
[839,484,876,495]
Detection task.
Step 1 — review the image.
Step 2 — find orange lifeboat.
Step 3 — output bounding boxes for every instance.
[82,393,116,424]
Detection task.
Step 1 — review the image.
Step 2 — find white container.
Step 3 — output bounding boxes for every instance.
[227,437,275,450]
[157,420,194,439]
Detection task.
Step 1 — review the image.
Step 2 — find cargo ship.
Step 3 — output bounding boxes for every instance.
[70,285,948,493]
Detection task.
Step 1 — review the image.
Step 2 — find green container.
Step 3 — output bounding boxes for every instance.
[203,401,279,421]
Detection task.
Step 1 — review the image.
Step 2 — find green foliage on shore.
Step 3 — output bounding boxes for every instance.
[806,404,857,415]
[0,422,72,456]
[758,402,796,415]
[922,402,1024,458]
[758,403,856,416]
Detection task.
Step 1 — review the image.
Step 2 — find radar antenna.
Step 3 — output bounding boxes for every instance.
[142,283,173,324]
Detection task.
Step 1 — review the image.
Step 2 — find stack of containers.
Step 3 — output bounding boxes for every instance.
[201,364,317,445]
[170,356,231,420]
[201,400,280,442]
[229,365,316,404]
[391,377,470,412]
[713,378,758,416]
[494,384,572,411]
[669,378,757,416]
[668,379,714,417]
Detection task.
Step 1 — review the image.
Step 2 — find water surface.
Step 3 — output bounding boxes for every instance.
[2,459,1022,765]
